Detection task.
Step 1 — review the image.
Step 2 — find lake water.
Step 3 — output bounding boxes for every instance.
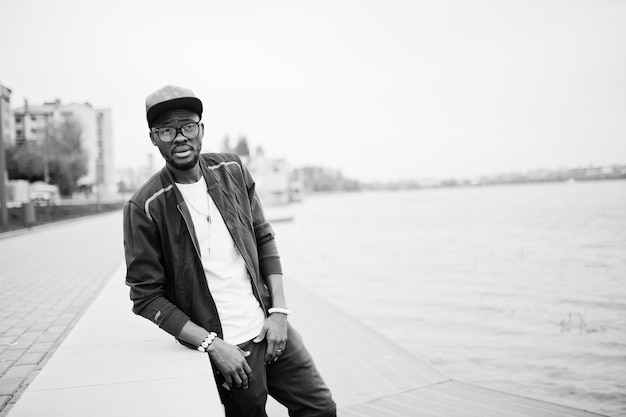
[270,179,626,417]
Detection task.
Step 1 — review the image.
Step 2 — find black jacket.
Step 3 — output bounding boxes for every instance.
[123,153,282,340]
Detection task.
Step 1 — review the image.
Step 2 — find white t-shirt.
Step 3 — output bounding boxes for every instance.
[176,177,265,345]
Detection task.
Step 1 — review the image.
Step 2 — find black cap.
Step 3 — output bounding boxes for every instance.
[145,85,203,126]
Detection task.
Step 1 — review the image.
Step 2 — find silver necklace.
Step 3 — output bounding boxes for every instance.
[184,189,212,224]
[181,187,213,255]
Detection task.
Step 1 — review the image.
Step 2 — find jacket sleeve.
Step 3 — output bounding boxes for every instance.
[123,200,190,338]
[240,159,283,279]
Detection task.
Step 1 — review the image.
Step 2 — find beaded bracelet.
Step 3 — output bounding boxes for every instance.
[197,332,217,352]
[268,307,291,316]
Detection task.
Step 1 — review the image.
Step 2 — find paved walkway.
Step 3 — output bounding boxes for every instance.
[0,212,124,415]
[0,211,608,416]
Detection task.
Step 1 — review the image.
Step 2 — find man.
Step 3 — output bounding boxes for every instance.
[123,85,336,417]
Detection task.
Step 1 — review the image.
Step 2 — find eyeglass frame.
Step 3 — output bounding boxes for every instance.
[150,121,202,143]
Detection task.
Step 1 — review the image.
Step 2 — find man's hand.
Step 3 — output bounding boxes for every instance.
[253,313,288,364]
[207,338,253,390]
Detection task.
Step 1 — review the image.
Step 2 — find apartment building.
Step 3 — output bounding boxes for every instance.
[13,99,116,197]
[0,83,13,145]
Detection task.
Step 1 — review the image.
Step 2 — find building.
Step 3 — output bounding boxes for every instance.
[13,99,116,197]
[13,100,63,147]
[0,83,14,145]
[248,156,304,205]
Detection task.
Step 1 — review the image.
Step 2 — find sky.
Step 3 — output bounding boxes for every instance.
[1,0,625,182]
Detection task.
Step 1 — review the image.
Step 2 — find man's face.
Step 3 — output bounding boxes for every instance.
[150,109,203,171]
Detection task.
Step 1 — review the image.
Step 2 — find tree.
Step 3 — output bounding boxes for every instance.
[7,117,88,197]
[233,135,250,157]
[5,142,46,182]
[47,117,88,196]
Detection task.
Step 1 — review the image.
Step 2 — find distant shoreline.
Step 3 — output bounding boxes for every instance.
[363,174,626,192]
[361,165,626,191]
[300,164,626,193]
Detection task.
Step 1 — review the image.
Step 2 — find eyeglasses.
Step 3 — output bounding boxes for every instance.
[151,122,201,142]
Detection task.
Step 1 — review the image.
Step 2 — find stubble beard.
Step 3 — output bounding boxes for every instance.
[163,149,201,171]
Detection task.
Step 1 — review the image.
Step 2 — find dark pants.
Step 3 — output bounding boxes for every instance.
[213,324,336,417]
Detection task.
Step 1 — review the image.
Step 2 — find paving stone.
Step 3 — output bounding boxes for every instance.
[36,333,63,343]
[2,365,34,379]
[0,350,25,362]
[0,328,26,338]
[0,338,16,347]
[0,378,22,396]
[4,344,26,352]
[0,362,14,375]
[6,321,33,331]
[14,352,45,366]
[28,322,52,332]
[46,326,67,334]
[54,316,77,326]
[27,342,54,354]
[0,323,18,334]
[7,332,41,350]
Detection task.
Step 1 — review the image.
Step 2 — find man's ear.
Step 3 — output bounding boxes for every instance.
[149,131,157,146]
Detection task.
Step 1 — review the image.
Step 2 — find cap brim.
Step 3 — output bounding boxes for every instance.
[147,97,203,125]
